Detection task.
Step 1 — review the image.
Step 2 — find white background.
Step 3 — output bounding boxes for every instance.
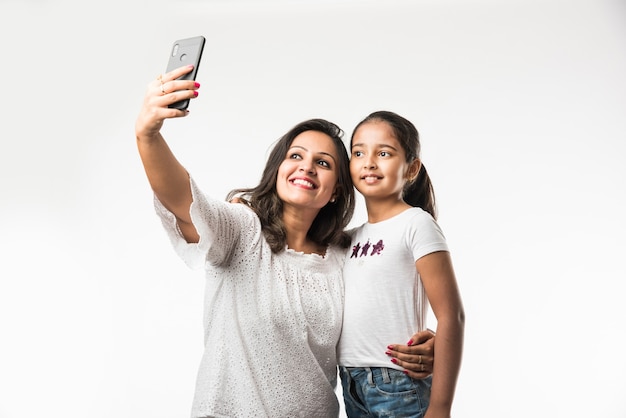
[1,0,625,417]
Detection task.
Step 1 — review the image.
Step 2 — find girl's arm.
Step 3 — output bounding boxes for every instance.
[417,251,465,418]
[135,65,201,243]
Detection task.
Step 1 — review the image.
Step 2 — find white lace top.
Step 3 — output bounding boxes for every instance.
[155,177,344,418]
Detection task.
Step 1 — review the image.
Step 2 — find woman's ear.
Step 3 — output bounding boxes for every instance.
[407,159,422,182]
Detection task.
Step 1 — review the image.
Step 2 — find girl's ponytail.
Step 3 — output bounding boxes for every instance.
[404,163,437,220]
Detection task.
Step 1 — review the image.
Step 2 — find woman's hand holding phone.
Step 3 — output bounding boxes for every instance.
[135,65,200,140]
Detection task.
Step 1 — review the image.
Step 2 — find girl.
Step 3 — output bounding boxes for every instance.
[338,111,465,418]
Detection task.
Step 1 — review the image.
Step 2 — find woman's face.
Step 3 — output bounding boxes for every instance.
[276,130,339,211]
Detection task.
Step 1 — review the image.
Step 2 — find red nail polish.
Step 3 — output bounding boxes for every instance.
[385,351,391,356]
[407,339,413,346]
[387,345,394,350]
[390,358,398,364]
[194,82,200,88]
[403,370,409,375]
[193,91,199,97]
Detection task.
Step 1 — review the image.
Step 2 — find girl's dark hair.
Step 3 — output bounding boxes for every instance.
[227,119,355,253]
[351,110,437,219]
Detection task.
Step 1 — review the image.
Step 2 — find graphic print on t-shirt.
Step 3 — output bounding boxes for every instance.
[350,239,384,258]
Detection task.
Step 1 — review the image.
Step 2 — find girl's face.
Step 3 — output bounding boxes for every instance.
[276,130,339,211]
[350,121,414,201]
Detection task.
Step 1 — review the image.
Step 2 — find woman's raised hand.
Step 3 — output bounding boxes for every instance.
[135,65,200,141]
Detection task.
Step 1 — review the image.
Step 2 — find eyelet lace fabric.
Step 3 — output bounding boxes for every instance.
[155,177,345,417]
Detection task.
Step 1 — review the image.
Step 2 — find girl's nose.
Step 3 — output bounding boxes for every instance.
[364,157,377,169]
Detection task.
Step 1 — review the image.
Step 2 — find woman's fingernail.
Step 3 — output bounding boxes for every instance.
[407,339,413,346]
[193,91,199,97]
[194,82,200,88]
[390,358,398,364]
[385,351,391,356]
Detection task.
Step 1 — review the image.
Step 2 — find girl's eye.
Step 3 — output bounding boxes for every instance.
[353,151,363,157]
[379,151,390,157]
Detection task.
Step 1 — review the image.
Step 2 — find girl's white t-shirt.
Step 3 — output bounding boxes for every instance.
[337,207,449,370]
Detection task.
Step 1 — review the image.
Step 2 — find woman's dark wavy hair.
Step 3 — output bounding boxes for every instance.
[351,110,437,219]
[227,119,355,253]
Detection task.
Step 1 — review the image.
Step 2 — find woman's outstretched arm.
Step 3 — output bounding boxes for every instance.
[135,65,201,242]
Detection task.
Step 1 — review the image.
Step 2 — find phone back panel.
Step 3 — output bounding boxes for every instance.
[165,36,205,110]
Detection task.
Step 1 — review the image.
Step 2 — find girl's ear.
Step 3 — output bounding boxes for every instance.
[406,159,422,182]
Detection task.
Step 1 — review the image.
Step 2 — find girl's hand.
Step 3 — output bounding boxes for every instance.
[386,329,435,379]
[135,65,200,141]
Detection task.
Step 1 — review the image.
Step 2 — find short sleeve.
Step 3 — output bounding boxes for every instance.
[154,177,260,270]
[406,210,449,262]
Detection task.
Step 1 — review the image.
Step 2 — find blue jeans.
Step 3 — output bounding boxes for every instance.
[339,366,432,417]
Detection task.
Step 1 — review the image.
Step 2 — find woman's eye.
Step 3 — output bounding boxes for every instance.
[353,151,363,157]
[289,153,302,160]
[317,160,330,168]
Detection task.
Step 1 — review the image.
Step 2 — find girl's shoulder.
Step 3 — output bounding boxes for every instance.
[402,206,436,224]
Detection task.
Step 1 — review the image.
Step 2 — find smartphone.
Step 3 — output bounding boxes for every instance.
[164,35,206,110]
